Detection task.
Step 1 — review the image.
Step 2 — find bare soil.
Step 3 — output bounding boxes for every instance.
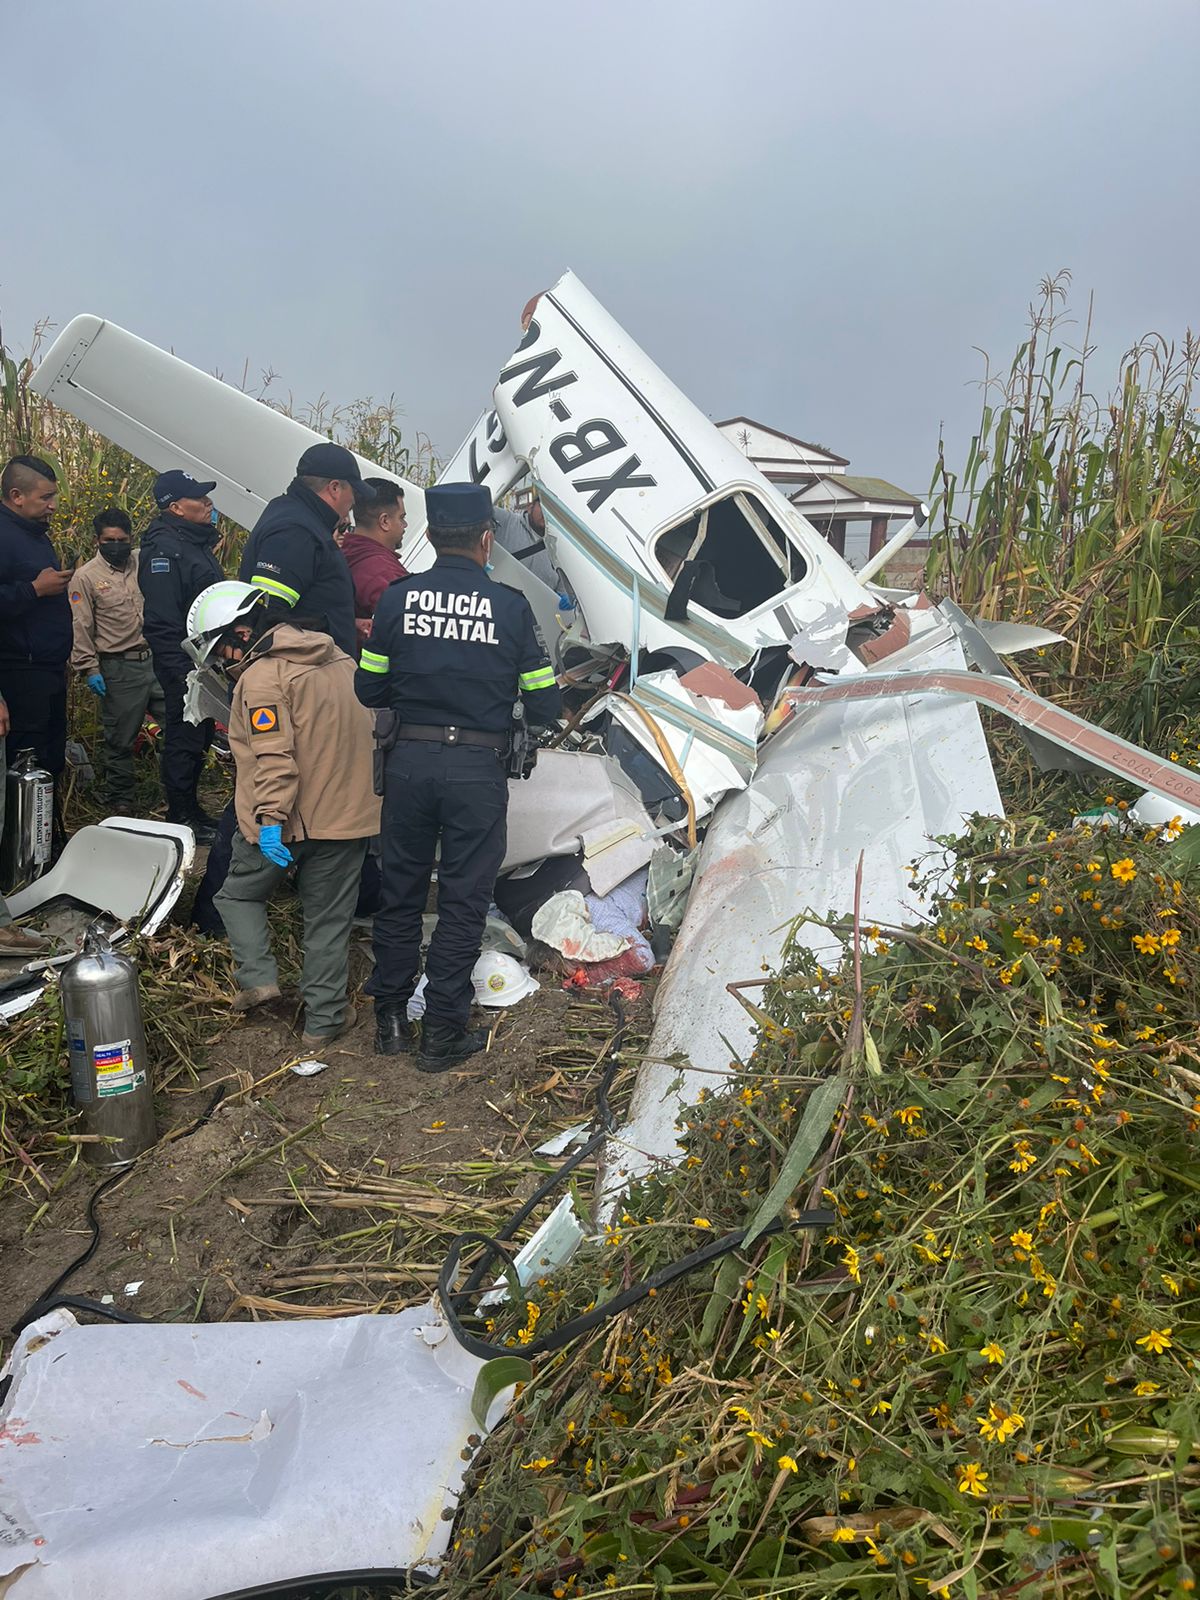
[0,948,649,1341]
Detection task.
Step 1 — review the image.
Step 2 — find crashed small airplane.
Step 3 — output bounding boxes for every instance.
[6,274,1200,1598]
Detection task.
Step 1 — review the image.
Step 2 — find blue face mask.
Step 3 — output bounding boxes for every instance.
[210,507,219,527]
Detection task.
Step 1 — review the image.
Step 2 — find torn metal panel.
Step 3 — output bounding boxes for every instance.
[605,633,1002,1201]
[0,820,195,1024]
[477,1195,586,1307]
[787,665,1200,815]
[588,671,763,825]
[938,599,1094,776]
[501,748,654,889]
[0,1306,484,1598]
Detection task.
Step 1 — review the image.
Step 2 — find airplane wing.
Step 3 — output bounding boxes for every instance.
[30,315,428,547]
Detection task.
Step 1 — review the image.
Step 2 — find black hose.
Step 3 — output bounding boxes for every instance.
[437,1209,835,1362]
[9,1082,228,1337]
[458,993,625,1298]
[439,986,834,1361]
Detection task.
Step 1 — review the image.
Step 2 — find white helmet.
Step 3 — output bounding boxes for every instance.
[184,581,268,668]
[471,951,539,1007]
[1129,790,1200,835]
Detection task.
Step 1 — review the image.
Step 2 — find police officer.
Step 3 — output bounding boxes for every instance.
[355,483,561,1070]
[138,469,224,842]
[238,442,371,657]
[70,507,166,810]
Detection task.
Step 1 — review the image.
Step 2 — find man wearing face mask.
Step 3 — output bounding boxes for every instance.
[70,507,166,812]
[138,470,225,843]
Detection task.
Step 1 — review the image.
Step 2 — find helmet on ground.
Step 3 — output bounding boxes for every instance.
[471,951,539,1007]
[184,581,268,668]
[1128,790,1200,834]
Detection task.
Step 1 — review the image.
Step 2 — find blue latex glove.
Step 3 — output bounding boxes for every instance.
[87,672,107,697]
[258,824,293,868]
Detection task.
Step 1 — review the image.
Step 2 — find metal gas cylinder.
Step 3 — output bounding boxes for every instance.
[60,928,157,1167]
[1,748,53,894]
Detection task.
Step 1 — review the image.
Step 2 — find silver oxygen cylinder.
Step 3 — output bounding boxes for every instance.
[0,748,53,894]
[60,928,157,1168]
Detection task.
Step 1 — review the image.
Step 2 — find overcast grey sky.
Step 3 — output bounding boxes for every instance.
[3,0,1197,496]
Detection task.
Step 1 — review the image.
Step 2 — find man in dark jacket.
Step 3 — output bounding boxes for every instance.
[238,442,371,657]
[0,456,72,785]
[137,469,224,841]
[355,483,561,1070]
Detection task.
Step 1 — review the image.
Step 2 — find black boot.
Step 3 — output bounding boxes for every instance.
[374,1004,414,1057]
[418,1020,487,1074]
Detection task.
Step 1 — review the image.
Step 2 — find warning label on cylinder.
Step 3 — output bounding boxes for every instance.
[66,1017,94,1104]
[95,1039,136,1098]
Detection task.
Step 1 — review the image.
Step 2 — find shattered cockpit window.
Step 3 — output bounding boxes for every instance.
[655,490,807,620]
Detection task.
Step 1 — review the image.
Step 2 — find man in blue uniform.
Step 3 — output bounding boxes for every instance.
[238,442,370,657]
[138,469,224,841]
[355,483,561,1071]
[0,456,72,788]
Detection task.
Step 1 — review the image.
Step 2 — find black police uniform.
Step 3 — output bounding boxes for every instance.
[239,480,357,656]
[138,510,225,822]
[355,552,561,1037]
[0,500,72,776]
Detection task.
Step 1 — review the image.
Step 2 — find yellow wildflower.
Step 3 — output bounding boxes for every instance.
[1161,1274,1181,1297]
[520,1457,555,1470]
[692,1217,712,1229]
[977,1403,1025,1443]
[1136,1328,1173,1355]
[927,1334,948,1356]
[980,1341,1006,1365]
[1133,1381,1159,1396]
[956,1462,989,1497]
[830,1525,857,1543]
[1132,932,1160,955]
[777,1454,799,1473]
[842,1244,862,1283]
[1110,858,1137,883]
[896,1105,923,1126]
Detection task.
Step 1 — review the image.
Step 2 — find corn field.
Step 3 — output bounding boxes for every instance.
[926,272,1200,746]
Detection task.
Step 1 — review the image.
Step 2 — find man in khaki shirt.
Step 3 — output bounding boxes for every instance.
[71,508,165,810]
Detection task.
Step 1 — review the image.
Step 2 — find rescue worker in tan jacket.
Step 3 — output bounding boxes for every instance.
[70,507,166,810]
[184,581,380,1051]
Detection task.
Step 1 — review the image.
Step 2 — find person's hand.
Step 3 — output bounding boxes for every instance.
[87,672,107,697]
[355,616,373,642]
[0,701,8,739]
[32,566,71,597]
[258,824,293,868]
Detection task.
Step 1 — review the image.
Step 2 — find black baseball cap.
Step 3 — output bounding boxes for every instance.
[154,469,217,508]
[296,442,373,498]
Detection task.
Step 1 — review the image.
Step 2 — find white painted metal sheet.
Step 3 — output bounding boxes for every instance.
[606,635,1002,1197]
[0,1307,484,1597]
[28,315,428,543]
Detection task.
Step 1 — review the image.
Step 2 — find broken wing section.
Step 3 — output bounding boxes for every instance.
[30,315,429,547]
